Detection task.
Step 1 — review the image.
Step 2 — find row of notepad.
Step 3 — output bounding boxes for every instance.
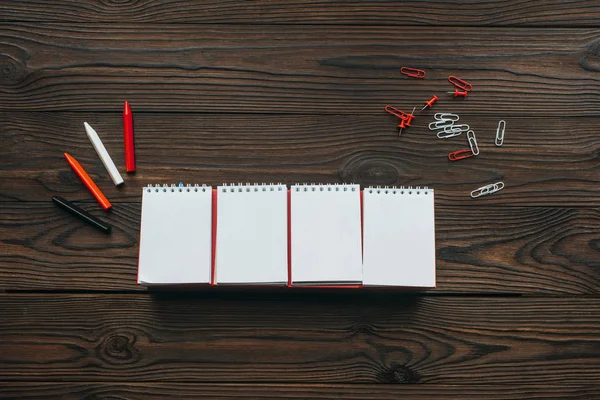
[138,184,436,288]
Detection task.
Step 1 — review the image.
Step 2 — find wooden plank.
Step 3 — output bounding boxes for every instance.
[1,25,599,114]
[1,383,599,400]
[2,112,600,206]
[1,202,598,294]
[1,294,599,383]
[1,1,600,26]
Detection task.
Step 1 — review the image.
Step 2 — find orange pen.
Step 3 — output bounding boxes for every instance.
[64,152,112,210]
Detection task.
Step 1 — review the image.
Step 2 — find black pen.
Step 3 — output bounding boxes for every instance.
[51,196,112,234]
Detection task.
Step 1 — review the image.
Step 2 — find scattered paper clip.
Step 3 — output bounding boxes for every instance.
[495,120,506,146]
[385,105,407,119]
[448,89,468,98]
[437,128,463,139]
[467,130,479,155]
[448,76,473,92]
[385,105,414,124]
[443,123,469,133]
[429,119,455,130]
[434,113,460,122]
[470,182,504,198]
[385,105,415,136]
[448,149,474,161]
[400,67,426,79]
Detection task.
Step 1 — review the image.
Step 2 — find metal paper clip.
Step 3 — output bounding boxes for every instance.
[429,119,455,131]
[495,120,505,146]
[437,128,463,139]
[384,105,408,119]
[443,123,469,133]
[400,67,426,79]
[467,130,479,155]
[448,149,474,161]
[448,76,473,92]
[386,105,415,136]
[434,113,459,121]
[470,182,505,198]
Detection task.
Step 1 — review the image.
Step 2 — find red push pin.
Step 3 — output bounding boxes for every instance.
[398,107,416,136]
[448,89,468,98]
[421,95,438,111]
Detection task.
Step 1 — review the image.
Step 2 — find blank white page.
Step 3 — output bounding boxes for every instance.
[363,187,436,287]
[215,184,288,284]
[138,185,213,285]
[291,184,362,285]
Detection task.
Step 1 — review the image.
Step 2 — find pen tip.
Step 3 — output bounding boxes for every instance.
[83,121,91,129]
[124,101,130,113]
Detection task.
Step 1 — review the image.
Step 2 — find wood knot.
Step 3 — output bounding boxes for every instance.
[0,54,26,84]
[97,332,140,365]
[376,364,420,384]
[339,154,403,186]
[580,39,600,72]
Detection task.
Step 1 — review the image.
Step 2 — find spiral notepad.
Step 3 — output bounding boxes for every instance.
[290,184,362,285]
[362,186,436,287]
[137,183,436,288]
[138,184,213,285]
[215,183,288,284]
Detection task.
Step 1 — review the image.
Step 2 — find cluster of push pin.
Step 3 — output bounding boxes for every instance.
[384,67,507,199]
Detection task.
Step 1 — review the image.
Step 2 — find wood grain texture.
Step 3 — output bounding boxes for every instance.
[1,294,600,384]
[2,112,600,206]
[1,25,600,114]
[1,383,599,400]
[1,202,598,294]
[1,1,600,26]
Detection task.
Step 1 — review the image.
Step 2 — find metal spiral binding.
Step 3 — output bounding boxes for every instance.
[144,183,209,193]
[219,183,285,193]
[292,183,358,192]
[365,186,432,195]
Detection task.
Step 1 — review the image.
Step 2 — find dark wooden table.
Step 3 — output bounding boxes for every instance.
[1,1,600,398]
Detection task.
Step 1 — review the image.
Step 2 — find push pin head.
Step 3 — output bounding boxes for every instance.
[421,95,439,110]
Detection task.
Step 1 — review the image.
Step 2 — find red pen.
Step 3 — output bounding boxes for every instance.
[123,101,136,172]
[64,152,112,210]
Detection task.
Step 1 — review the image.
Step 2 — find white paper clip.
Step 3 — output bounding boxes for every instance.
[495,120,506,146]
[467,130,479,155]
[444,124,469,133]
[437,128,463,139]
[470,181,504,198]
[434,113,460,122]
[429,119,455,131]
[84,122,124,186]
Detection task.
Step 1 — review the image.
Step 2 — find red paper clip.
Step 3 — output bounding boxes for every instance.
[448,76,473,92]
[448,89,468,98]
[384,105,414,125]
[385,105,415,136]
[421,95,439,110]
[400,67,426,79]
[448,149,474,161]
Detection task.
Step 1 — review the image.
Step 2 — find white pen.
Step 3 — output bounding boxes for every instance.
[84,122,124,186]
